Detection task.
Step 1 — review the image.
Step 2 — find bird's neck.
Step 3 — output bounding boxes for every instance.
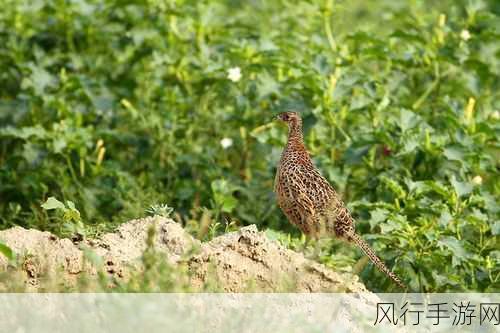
[285,122,307,154]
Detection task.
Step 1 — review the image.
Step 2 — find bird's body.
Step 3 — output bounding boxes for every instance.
[274,111,406,289]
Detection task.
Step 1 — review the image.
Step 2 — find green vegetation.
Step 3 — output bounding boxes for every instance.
[0,0,499,292]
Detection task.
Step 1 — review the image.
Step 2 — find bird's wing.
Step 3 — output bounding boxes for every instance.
[285,170,316,217]
[295,191,316,217]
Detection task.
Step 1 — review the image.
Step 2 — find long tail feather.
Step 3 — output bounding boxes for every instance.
[349,233,406,289]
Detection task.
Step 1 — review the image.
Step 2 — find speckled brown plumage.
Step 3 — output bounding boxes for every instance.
[274,111,406,289]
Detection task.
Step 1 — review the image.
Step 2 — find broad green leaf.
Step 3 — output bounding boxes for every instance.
[257,72,279,99]
[399,135,419,155]
[350,94,371,110]
[399,109,420,132]
[450,176,473,198]
[0,126,47,140]
[259,38,278,52]
[438,210,453,227]
[344,145,370,165]
[22,143,41,165]
[369,208,389,228]
[26,64,56,95]
[0,242,14,261]
[443,146,466,162]
[220,196,238,213]
[53,138,67,153]
[211,179,238,213]
[211,179,230,194]
[41,197,66,210]
[492,221,500,236]
[66,201,77,211]
[438,236,469,267]
[379,218,402,233]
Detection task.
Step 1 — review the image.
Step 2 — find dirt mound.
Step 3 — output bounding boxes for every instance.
[0,217,367,292]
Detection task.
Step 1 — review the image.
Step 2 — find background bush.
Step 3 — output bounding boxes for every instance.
[0,0,498,292]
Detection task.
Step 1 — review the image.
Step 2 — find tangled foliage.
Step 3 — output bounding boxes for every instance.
[0,0,498,292]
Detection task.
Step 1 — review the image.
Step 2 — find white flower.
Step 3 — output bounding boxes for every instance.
[220,137,233,149]
[227,67,242,82]
[460,29,471,41]
[472,175,482,186]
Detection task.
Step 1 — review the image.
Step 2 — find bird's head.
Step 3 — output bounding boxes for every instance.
[276,111,302,126]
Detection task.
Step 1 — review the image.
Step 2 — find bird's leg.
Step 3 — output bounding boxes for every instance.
[312,237,322,259]
[310,216,328,260]
[303,234,313,250]
[302,234,320,260]
[304,217,323,260]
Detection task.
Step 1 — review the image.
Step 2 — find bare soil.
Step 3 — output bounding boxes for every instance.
[0,217,367,292]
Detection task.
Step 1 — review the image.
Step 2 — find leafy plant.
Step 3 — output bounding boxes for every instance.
[146,203,174,218]
[0,0,498,291]
[40,197,85,238]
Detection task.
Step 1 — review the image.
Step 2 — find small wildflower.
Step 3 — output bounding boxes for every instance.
[472,175,482,186]
[227,67,242,82]
[220,137,233,149]
[460,29,471,41]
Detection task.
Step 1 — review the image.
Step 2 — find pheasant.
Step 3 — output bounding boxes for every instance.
[274,111,406,289]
